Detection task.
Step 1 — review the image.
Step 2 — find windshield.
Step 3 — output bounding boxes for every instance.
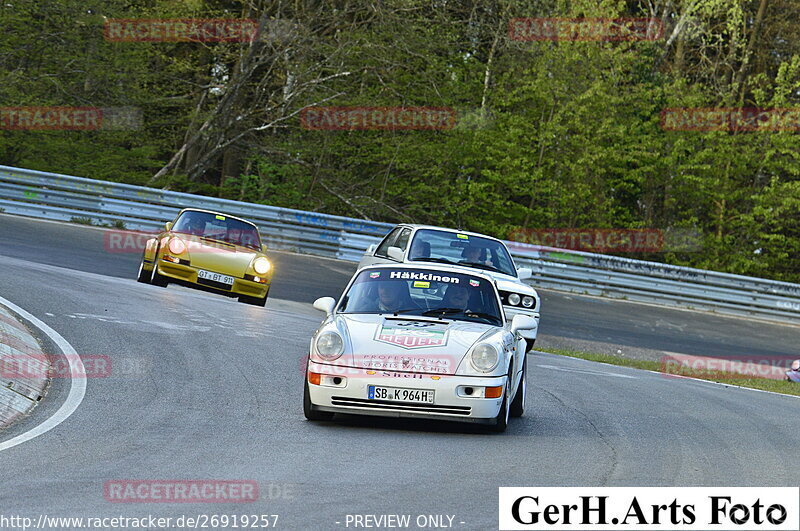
[172,211,262,250]
[407,229,517,277]
[338,268,503,326]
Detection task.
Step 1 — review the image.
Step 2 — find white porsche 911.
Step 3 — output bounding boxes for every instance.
[303,264,538,432]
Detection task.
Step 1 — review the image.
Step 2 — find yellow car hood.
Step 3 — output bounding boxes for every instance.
[176,234,259,277]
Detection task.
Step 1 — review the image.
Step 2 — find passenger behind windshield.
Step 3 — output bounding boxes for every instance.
[441,284,471,310]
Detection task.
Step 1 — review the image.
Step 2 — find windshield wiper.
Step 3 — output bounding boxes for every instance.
[458,261,505,274]
[410,257,455,265]
[464,311,502,325]
[421,307,463,318]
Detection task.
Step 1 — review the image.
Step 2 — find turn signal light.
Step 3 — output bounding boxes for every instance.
[308,372,322,385]
[485,386,503,398]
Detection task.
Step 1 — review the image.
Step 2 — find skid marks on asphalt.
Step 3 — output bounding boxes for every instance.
[57,309,281,339]
[535,363,638,379]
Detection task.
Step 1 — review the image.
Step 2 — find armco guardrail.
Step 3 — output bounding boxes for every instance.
[1,165,800,325]
[0,166,393,262]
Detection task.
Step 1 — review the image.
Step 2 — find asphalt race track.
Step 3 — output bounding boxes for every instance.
[2,214,799,360]
[1,214,799,529]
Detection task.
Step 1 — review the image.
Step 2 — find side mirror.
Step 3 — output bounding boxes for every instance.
[313,297,336,315]
[165,221,173,232]
[366,244,377,254]
[510,314,537,334]
[517,267,532,280]
[387,246,404,261]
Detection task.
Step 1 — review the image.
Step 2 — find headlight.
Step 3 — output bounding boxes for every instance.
[168,237,186,255]
[522,296,534,308]
[253,257,271,275]
[507,293,521,306]
[470,343,499,372]
[315,331,344,360]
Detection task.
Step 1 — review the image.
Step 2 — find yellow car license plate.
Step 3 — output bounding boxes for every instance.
[198,269,234,285]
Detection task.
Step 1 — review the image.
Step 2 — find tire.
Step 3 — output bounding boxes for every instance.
[239,288,269,307]
[489,373,511,433]
[136,255,151,284]
[150,264,169,287]
[510,354,527,418]
[525,338,536,353]
[304,379,334,421]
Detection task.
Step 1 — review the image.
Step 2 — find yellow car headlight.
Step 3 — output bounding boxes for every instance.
[168,237,187,255]
[253,257,271,275]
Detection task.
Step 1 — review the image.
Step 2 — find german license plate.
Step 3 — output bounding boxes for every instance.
[197,269,234,285]
[368,386,434,404]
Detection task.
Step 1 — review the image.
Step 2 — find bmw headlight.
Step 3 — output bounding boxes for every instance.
[470,343,499,372]
[315,331,344,360]
[168,237,187,255]
[522,296,534,308]
[253,257,271,275]
[507,293,521,306]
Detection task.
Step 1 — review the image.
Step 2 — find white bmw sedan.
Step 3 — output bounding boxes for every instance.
[304,264,537,432]
[358,224,540,352]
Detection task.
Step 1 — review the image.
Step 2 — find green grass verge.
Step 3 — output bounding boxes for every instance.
[538,347,800,397]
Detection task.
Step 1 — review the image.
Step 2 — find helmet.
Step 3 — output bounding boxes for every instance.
[791,359,800,372]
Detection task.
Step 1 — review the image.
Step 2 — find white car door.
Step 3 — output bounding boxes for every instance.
[358,226,413,269]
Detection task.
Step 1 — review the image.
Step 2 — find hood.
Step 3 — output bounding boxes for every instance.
[172,233,258,277]
[334,314,498,375]
[494,276,538,296]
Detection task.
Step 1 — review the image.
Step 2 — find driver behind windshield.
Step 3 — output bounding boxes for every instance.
[176,214,206,236]
[461,245,492,266]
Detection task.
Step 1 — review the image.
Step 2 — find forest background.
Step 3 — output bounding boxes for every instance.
[2,0,799,280]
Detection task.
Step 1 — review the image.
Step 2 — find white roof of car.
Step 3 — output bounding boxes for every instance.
[398,224,506,244]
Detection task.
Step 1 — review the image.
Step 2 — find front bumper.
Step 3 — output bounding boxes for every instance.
[306,360,506,424]
[156,260,270,298]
